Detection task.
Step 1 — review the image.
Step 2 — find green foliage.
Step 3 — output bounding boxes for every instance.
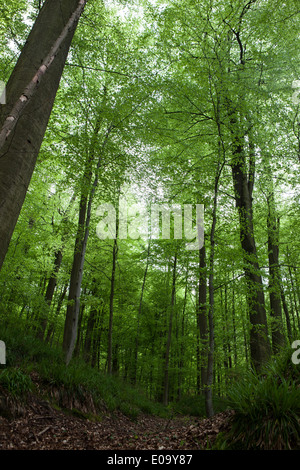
[218,348,300,450]
[0,0,300,428]
[170,394,228,418]
[0,368,33,398]
[0,323,168,419]
[38,355,168,419]
[0,323,64,367]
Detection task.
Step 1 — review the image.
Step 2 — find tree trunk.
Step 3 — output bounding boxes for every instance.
[280,284,292,342]
[131,240,151,384]
[177,264,188,400]
[231,141,271,370]
[205,165,222,418]
[0,0,86,270]
[84,306,98,363]
[45,282,68,344]
[62,190,89,365]
[107,237,118,375]
[197,244,208,392]
[37,249,62,340]
[62,116,110,365]
[267,193,285,352]
[163,253,177,406]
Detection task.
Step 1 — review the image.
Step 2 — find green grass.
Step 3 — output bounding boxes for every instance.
[0,367,33,398]
[0,323,168,420]
[215,347,300,450]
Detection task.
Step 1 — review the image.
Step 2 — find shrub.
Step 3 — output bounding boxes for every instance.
[220,348,300,450]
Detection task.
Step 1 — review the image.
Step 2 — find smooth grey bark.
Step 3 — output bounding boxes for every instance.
[0,0,87,271]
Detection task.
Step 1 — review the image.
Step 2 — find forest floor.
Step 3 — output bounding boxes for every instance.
[0,393,234,450]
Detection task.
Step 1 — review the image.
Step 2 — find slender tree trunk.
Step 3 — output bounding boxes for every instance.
[163,254,177,406]
[131,240,151,384]
[197,244,208,392]
[108,236,118,375]
[232,272,238,366]
[37,192,76,340]
[280,284,292,342]
[0,0,87,270]
[266,193,285,352]
[84,306,98,363]
[62,191,89,364]
[177,265,188,400]
[37,249,62,340]
[205,163,222,418]
[62,118,111,365]
[45,282,68,344]
[287,247,300,329]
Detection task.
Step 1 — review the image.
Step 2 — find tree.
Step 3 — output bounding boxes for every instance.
[0,0,87,270]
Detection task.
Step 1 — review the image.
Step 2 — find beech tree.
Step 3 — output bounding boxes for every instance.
[0,0,87,270]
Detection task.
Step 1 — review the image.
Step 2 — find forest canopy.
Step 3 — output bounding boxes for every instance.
[0,0,299,431]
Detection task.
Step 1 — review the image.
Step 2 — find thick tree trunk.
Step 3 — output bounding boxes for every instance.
[231,144,271,371]
[0,0,86,271]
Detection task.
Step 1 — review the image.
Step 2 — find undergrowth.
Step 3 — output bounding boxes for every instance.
[216,346,300,450]
[0,323,168,420]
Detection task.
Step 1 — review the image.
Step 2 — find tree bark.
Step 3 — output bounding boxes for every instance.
[163,253,177,406]
[37,249,62,340]
[205,164,222,419]
[107,236,118,375]
[0,0,87,271]
[131,240,151,384]
[62,116,111,365]
[267,193,285,352]
[197,244,208,392]
[231,141,271,371]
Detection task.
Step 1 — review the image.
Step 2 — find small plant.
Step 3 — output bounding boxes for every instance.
[0,367,33,398]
